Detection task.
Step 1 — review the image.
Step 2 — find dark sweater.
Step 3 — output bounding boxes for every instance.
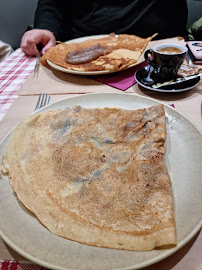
[34,0,188,41]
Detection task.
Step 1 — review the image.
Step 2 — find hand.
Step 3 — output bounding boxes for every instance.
[21,29,56,56]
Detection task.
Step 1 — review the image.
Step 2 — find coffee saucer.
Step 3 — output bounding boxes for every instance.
[135,65,200,93]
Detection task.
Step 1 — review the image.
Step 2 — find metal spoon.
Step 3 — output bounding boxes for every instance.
[141,66,155,85]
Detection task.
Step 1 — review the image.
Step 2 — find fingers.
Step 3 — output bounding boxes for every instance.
[21,30,39,56]
[41,35,56,55]
[41,41,54,55]
[27,40,39,56]
[21,29,56,56]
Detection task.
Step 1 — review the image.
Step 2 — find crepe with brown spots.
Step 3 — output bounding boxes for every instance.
[3,104,176,250]
[41,33,156,72]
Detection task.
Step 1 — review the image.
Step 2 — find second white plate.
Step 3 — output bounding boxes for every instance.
[0,93,202,270]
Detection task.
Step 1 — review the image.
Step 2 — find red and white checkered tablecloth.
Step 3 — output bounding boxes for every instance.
[0,48,36,121]
[0,50,45,269]
[0,260,47,270]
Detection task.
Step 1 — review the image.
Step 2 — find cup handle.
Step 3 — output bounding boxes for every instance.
[144,49,156,66]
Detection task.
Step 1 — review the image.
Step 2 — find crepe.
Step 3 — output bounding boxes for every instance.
[177,63,202,77]
[41,33,156,72]
[2,104,176,250]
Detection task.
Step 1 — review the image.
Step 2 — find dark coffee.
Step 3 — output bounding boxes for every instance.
[157,47,182,54]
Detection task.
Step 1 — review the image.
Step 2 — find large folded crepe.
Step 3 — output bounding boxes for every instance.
[2,104,176,250]
[41,33,156,72]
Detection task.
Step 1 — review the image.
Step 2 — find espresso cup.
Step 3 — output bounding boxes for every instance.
[144,43,187,82]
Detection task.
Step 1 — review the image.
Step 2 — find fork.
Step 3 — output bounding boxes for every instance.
[33,51,41,78]
[35,93,51,111]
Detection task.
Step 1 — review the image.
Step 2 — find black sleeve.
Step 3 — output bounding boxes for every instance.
[34,0,71,41]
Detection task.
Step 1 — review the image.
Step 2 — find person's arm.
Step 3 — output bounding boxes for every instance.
[34,0,68,41]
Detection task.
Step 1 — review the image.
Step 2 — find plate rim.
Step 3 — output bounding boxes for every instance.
[134,66,200,93]
[46,34,146,75]
[0,92,201,270]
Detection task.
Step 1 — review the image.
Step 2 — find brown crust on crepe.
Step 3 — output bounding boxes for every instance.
[40,33,156,72]
[3,104,176,250]
[177,63,200,77]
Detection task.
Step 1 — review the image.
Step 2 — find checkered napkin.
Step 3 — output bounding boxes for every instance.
[0,260,47,270]
[0,49,36,121]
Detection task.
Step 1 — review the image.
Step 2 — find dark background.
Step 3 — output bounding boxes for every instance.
[0,0,201,50]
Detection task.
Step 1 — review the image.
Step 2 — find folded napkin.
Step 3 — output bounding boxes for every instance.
[92,61,148,91]
[0,41,13,63]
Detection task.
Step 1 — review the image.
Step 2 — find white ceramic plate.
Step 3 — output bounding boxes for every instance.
[0,93,202,270]
[47,35,148,75]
